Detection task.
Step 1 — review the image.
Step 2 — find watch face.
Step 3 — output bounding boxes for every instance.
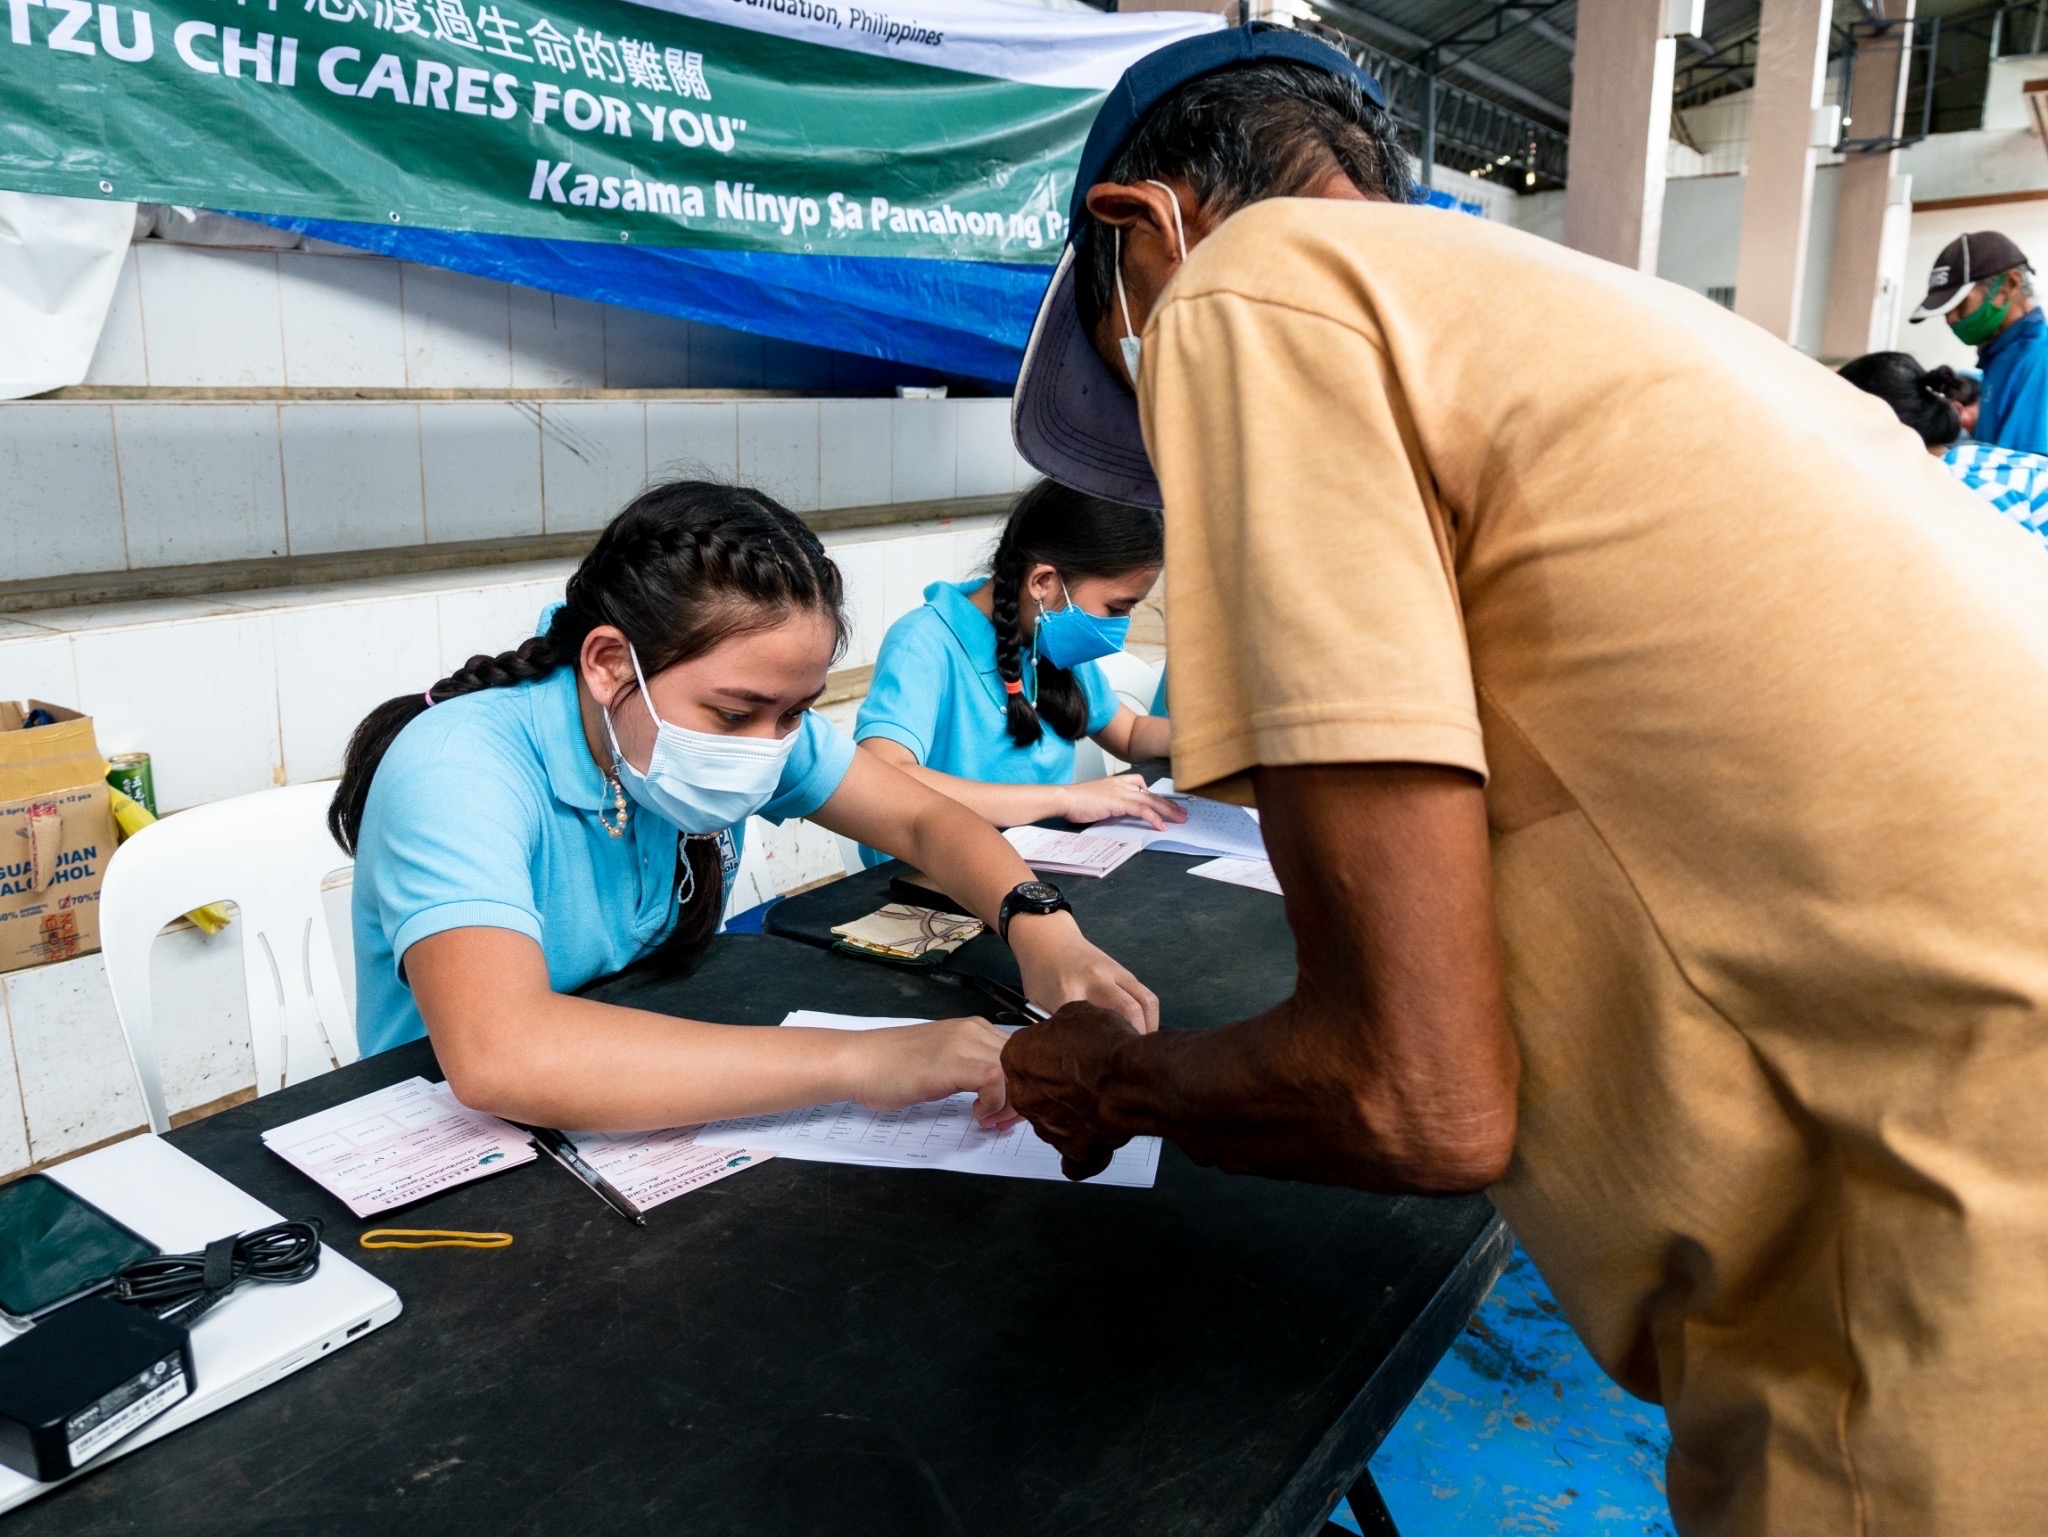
[1016,881,1063,906]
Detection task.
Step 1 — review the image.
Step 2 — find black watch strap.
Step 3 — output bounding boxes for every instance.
[998,880,1071,942]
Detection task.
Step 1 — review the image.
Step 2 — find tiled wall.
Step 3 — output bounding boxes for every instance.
[83,239,917,393]
[0,395,1029,583]
[0,517,1001,811]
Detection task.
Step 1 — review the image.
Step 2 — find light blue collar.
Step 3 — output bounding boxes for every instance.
[530,665,609,813]
[925,579,1033,713]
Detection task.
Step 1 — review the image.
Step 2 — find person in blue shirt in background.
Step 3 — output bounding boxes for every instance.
[1910,231,2048,455]
[1840,350,2048,544]
[855,480,1184,854]
[330,480,1159,1135]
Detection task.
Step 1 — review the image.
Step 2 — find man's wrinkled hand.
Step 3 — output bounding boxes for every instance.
[1001,1001,1141,1181]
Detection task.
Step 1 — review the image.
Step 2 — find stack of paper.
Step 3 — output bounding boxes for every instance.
[697,1013,1162,1188]
[564,1126,769,1212]
[262,1077,535,1218]
[1103,779,1269,862]
[1003,824,1146,878]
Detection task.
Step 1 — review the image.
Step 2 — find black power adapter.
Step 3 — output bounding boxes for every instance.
[0,1298,193,1481]
[0,1217,322,1482]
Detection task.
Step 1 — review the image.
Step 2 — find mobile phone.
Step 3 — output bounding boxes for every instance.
[0,1175,158,1321]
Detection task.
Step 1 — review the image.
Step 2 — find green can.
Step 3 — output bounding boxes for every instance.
[106,751,156,815]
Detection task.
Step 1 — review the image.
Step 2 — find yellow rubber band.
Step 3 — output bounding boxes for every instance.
[358,1228,513,1250]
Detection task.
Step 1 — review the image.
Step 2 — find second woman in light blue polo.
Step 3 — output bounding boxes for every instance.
[855,481,1181,854]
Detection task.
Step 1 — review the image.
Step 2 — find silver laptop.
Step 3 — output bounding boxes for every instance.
[0,1133,402,1514]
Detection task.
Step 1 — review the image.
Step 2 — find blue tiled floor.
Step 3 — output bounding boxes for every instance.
[1333,1242,1676,1536]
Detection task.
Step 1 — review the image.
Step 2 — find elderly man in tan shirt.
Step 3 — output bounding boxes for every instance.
[1002,25,2048,1537]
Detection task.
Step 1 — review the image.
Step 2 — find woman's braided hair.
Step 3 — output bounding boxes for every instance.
[330,480,845,978]
[990,480,1163,748]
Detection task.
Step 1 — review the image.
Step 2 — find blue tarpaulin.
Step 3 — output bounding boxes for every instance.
[254,214,1051,387]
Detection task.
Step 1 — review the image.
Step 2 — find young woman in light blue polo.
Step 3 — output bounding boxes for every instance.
[855,481,1180,849]
[330,481,1158,1136]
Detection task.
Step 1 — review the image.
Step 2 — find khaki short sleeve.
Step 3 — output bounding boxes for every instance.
[1142,288,1487,792]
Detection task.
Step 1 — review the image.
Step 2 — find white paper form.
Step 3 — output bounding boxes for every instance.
[695,1013,1162,1188]
[1003,824,1146,878]
[1102,779,1268,862]
[565,1126,770,1212]
[1187,856,1283,895]
[261,1077,535,1218]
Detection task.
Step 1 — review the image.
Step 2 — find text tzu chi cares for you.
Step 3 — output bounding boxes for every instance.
[5,0,1071,249]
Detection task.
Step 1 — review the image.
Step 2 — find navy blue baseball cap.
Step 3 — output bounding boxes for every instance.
[1011,23,1384,509]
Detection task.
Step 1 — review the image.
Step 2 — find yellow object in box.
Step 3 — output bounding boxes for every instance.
[108,788,232,936]
[0,701,117,971]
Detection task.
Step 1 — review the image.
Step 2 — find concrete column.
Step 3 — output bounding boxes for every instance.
[1821,2,1916,360]
[1734,0,1833,341]
[1562,0,1679,271]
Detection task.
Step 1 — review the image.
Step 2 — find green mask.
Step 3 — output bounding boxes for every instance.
[1951,280,2012,348]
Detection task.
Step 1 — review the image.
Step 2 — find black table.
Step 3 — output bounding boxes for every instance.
[17,935,1505,1537]
[764,849,1297,1029]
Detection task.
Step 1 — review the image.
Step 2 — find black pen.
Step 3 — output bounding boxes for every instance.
[521,1125,646,1226]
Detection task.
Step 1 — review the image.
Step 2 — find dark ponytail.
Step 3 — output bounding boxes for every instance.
[989,480,1163,748]
[1838,351,1963,448]
[329,479,845,977]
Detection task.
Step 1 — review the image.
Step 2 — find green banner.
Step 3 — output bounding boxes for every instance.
[0,0,1213,259]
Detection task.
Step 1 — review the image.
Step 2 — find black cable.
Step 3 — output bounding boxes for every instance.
[109,1219,323,1327]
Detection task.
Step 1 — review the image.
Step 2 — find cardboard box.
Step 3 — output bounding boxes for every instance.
[0,702,116,972]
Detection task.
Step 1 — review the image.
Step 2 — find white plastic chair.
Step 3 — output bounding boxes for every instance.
[1077,651,1164,778]
[101,782,358,1134]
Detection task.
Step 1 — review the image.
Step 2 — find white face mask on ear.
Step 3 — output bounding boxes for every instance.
[1113,179,1188,386]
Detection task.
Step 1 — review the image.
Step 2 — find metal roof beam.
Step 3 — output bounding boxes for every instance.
[1312,0,1575,122]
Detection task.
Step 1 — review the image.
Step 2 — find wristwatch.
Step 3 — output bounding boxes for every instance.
[998,880,1072,942]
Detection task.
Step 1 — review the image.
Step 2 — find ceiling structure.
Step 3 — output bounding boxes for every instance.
[1289,0,2029,190]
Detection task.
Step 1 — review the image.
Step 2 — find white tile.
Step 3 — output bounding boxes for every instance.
[646,401,738,484]
[736,400,820,513]
[279,403,426,555]
[112,404,288,567]
[277,252,408,388]
[420,401,542,544]
[819,399,892,511]
[881,531,958,629]
[603,308,693,388]
[437,581,564,675]
[72,614,282,810]
[18,595,253,631]
[510,285,606,389]
[539,402,647,533]
[399,263,511,388]
[7,955,147,1165]
[275,594,441,782]
[891,400,957,504]
[0,405,127,580]
[951,519,998,581]
[1013,442,1039,494]
[827,537,887,667]
[132,244,285,386]
[81,249,148,386]
[0,635,79,708]
[686,321,762,388]
[0,984,28,1175]
[955,398,1014,498]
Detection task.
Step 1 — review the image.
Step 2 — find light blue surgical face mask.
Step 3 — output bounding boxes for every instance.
[1034,580,1131,671]
[1113,180,1188,387]
[602,645,796,835]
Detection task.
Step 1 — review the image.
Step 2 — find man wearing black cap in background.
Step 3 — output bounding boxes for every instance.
[1911,229,2047,454]
[1002,24,2048,1537]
